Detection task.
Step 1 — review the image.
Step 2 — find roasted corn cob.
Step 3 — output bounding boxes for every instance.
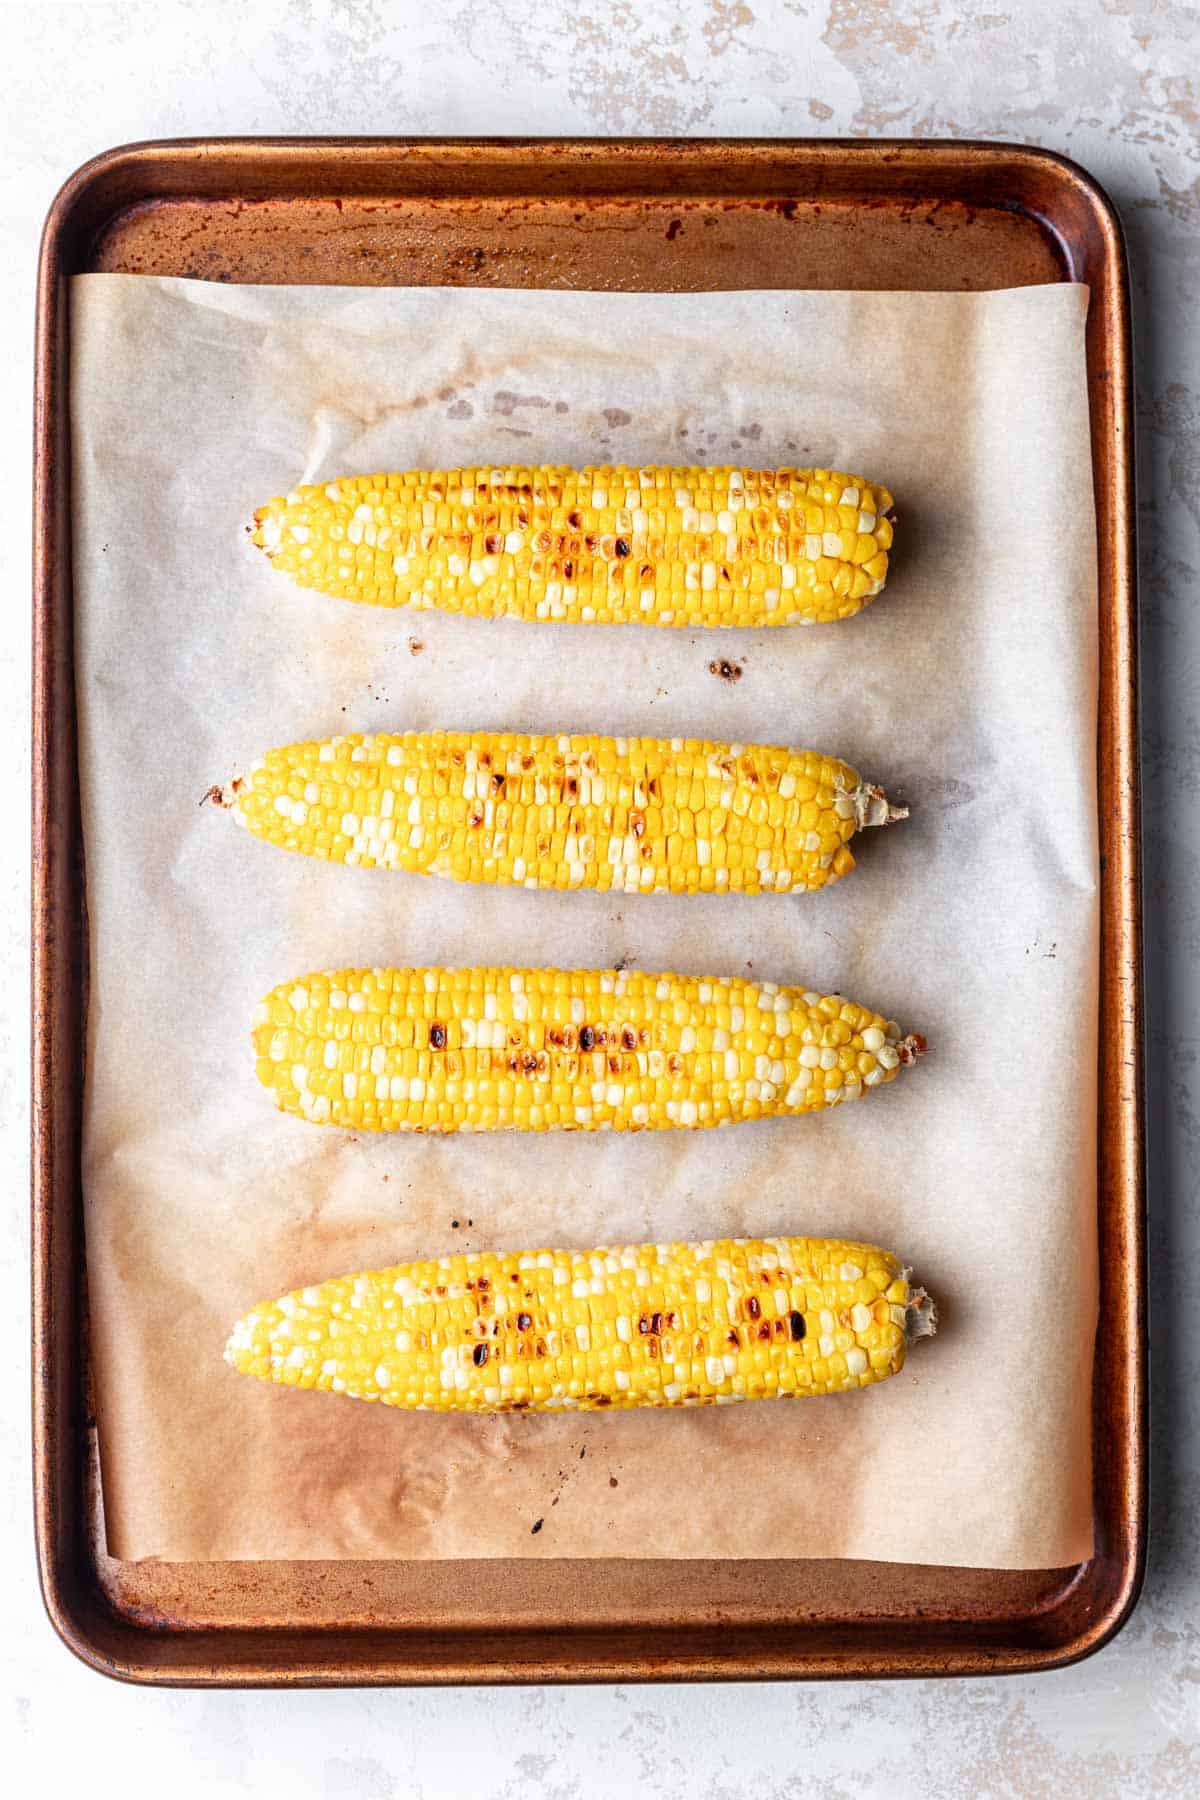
[254,965,924,1132]
[250,465,894,627]
[219,730,906,896]
[227,1235,934,1412]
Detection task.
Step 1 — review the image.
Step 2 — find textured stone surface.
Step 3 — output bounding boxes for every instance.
[4,0,1196,1791]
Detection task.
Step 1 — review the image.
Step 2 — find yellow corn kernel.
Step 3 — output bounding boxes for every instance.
[252,965,926,1133]
[250,465,895,628]
[225,1235,933,1412]
[219,730,906,896]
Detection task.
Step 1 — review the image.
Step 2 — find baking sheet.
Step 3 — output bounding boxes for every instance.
[71,275,1098,1567]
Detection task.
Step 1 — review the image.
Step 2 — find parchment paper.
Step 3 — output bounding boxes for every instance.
[71,275,1098,1567]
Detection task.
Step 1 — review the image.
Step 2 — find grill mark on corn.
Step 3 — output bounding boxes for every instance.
[225,1235,916,1411]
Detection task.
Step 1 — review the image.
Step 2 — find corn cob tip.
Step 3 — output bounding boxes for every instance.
[226,1301,277,1370]
[896,1032,927,1066]
[202,774,245,810]
[904,1283,937,1342]
[853,782,908,829]
[248,503,281,555]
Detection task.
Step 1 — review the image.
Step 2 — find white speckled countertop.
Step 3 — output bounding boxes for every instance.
[4,1,1197,1790]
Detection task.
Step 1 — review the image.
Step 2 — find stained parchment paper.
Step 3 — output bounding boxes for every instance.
[71,275,1098,1567]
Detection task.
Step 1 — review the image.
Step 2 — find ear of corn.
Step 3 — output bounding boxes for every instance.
[250,465,894,628]
[221,730,906,896]
[226,1235,932,1412]
[253,965,924,1133]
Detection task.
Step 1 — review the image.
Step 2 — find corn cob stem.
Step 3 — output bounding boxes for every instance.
[254,965,925,1133]
[226,1235,935,1412]
[250,465,894,628]
[216,731,907,896]
[854,782,909,829]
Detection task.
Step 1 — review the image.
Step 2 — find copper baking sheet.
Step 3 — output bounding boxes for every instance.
[32,137,1143,1684]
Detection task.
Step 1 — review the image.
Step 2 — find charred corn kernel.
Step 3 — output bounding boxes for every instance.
[226,1235,934,1411]
[250,465,895,628]
[253,965,925,1132]
[220,730,906,896]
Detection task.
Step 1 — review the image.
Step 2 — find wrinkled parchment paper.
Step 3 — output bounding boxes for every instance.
[71,276,1098,1567]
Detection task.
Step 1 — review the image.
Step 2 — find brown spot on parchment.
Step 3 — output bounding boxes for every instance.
[299,389,434,438]
[920,776,975,812]
[492,391,552,417]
